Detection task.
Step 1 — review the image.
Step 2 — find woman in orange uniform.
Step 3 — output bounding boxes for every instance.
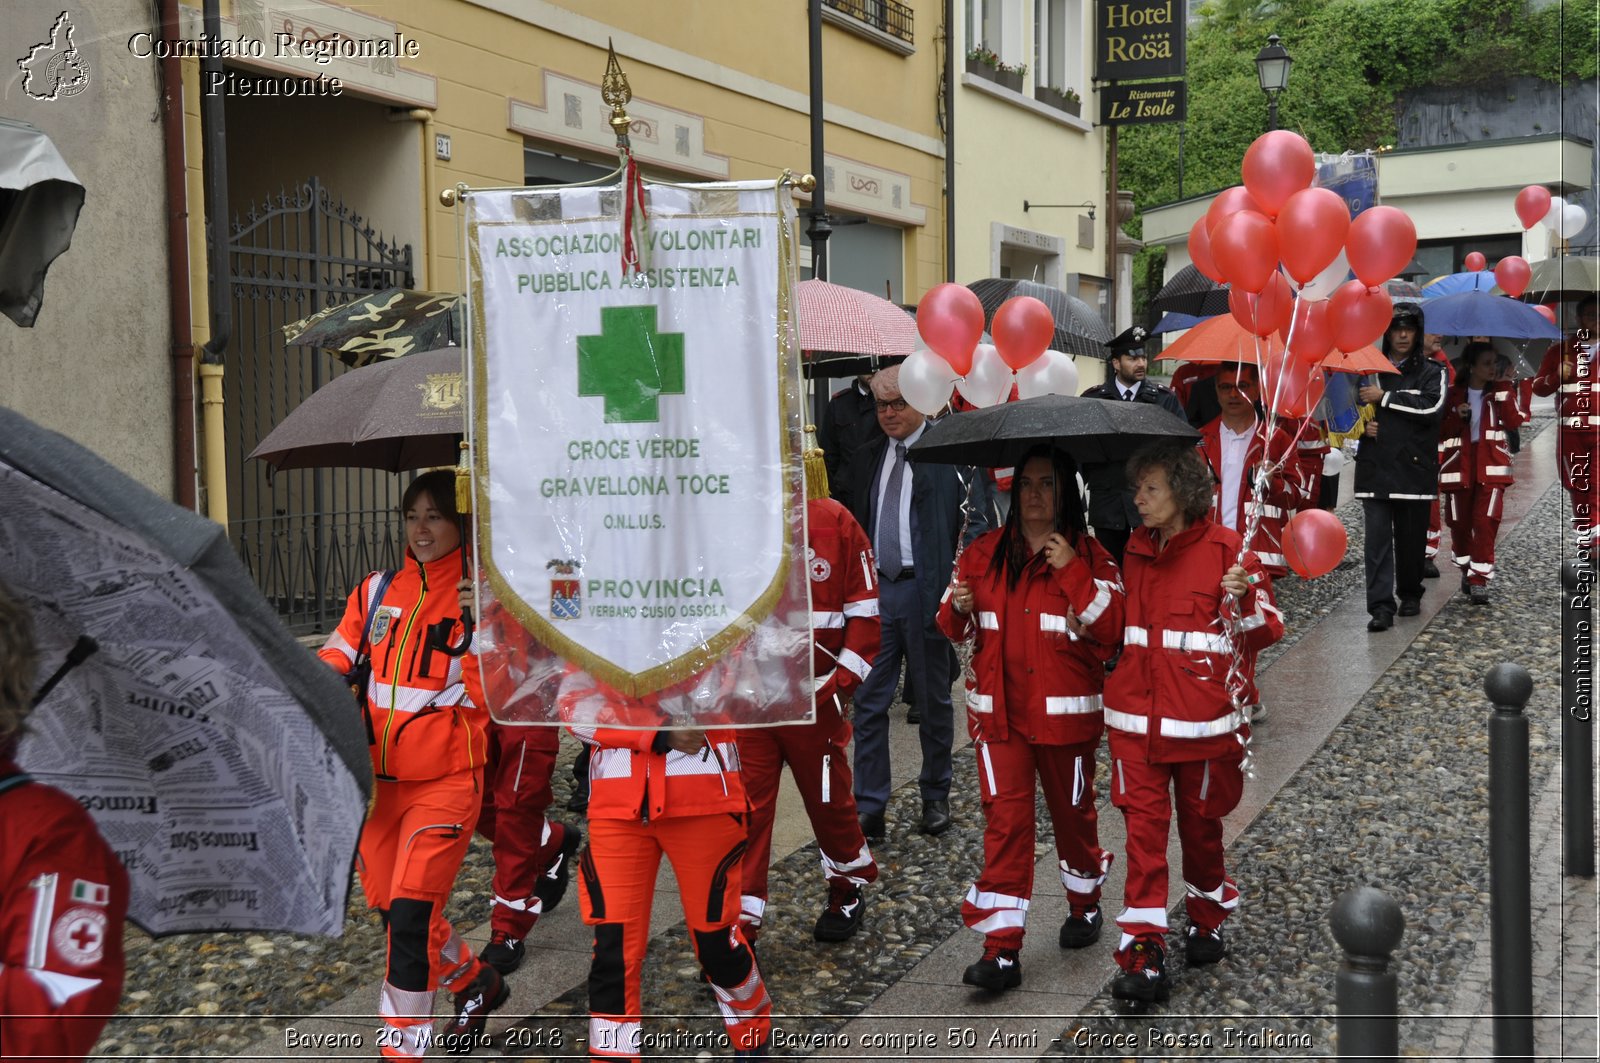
[938,445,1124,993]
[319,470,503,1058]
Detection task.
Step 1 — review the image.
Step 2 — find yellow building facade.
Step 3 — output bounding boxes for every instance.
[160,0,951,626]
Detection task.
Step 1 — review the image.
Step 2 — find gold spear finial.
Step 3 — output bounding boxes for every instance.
[602,38,633,149]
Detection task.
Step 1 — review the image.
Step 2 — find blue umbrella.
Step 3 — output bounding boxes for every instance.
[1151,311,1216,334]
[1420,271,1496,298]
[1418,291,1562,340]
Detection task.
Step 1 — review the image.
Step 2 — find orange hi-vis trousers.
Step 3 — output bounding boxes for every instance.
[360,771,487,1059]
[578,814,771,1060]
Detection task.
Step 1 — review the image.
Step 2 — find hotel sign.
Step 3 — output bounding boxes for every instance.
[1096,0,1185,81]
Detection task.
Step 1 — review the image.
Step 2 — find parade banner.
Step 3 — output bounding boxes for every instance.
[465,179,814,727]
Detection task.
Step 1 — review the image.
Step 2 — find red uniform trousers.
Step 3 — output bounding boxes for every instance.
[579,815,771,1060]
[1444,461,1508,586]
[736,698,877,934]
[1426,496,1443,560]
[963,732,1109,949]
[359,772,487,1059]
[1108,744,1244,951]
[476,722,565,937]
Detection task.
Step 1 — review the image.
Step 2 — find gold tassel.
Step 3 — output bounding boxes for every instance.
[455,440,473,514]
[803,424,829,501]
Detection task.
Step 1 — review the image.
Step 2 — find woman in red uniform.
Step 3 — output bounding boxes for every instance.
[1439,342,1527,604]
[318,470,503,1058]
[737,490,881,946]
[1104,444,1283,1004]
[938,445,1124,993]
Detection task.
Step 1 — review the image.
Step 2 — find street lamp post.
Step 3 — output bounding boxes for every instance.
[1254,34,1292,132]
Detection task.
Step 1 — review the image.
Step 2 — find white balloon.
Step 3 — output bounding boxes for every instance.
[955,343,1011,408]
[1322,447,1347,477]
[1542,196,1567,231]
[1015,349,1079,399]
[897,348,959,415]
[1559,203,1589,240]
[1299,248,1350,302]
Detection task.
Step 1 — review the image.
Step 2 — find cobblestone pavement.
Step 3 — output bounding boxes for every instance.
[90,410,1597,1062]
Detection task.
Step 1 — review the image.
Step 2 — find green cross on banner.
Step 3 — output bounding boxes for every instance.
[576,305,686,423]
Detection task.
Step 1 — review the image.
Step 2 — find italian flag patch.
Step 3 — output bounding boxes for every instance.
[71,879,110,906]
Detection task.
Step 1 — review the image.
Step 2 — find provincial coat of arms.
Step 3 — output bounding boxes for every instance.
[547,558,582,620]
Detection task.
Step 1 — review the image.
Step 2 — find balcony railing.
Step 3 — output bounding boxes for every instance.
[823,0,914,45]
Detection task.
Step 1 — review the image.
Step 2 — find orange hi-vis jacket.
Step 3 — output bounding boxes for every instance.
[569,719,750,823]
[319,548,486,782]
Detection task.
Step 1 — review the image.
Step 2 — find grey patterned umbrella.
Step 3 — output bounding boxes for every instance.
[0,406,369,935]
[966,278,1112,359]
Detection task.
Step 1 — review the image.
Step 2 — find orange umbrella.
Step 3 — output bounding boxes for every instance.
[1154,314,1281,366]
[1321,345,1399,375]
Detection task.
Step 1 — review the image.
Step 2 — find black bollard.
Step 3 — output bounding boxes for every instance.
[1486,662,1535,1063]
[1561,562,1596,878]
[1330,886,1405,1061]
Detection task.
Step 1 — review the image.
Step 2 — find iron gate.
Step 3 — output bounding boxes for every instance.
[226,177,415,634]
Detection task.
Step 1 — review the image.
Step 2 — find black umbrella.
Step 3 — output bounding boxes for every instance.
[0,117,86,328]
[908,393,1198,468]
[1151,264,1230,317]
[0,406,370,935]
[967,278,1112,359]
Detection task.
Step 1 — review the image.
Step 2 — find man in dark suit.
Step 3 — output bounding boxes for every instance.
[819,374,885,515]
[1080,327,1185,565]
[848,365,987,841]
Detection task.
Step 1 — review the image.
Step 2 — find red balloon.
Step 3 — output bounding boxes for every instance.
[1261,347,1327,418]
[916,283,985,376]
[1345,206,1417,287]
[1276,188,1351,283]
[1279,299,1335,366]
[1229,273,1295,337]
[991,296,1056,371]
[1205,186,1265,237]
[1329,281,1394,353]
[1494,255,1533,298]
[1463,251,1488,273]
[1515,185,1553,230]
[1210,210,1280,294]
[1535,304,1558,326]
[1241,130,1317,218]
[1189,216,1224,284]
[1283,508,1349,579]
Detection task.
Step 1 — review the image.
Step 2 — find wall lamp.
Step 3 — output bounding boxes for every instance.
[1022,200,1096,220]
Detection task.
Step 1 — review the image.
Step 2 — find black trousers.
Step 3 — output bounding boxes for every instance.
[1363,498,1430,614]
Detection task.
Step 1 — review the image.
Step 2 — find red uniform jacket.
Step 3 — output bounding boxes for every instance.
[1104,520,1284,763]
[1438,380,1526,491]
[1199,417,1308,576]
[1533,336,1600,484]
[1278,415,1326,495]
[0,755,128,1063]
[319,547,486,782]
[806,497,881,710]
[936,529,1124,745]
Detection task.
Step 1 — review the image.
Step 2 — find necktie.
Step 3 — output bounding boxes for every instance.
[1123,388,1135,401]
[877,443,908,580]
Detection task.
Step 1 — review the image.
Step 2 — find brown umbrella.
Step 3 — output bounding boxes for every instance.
[249,346,464,471]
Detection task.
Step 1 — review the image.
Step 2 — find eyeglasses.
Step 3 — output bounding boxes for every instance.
[875,398,909,412]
